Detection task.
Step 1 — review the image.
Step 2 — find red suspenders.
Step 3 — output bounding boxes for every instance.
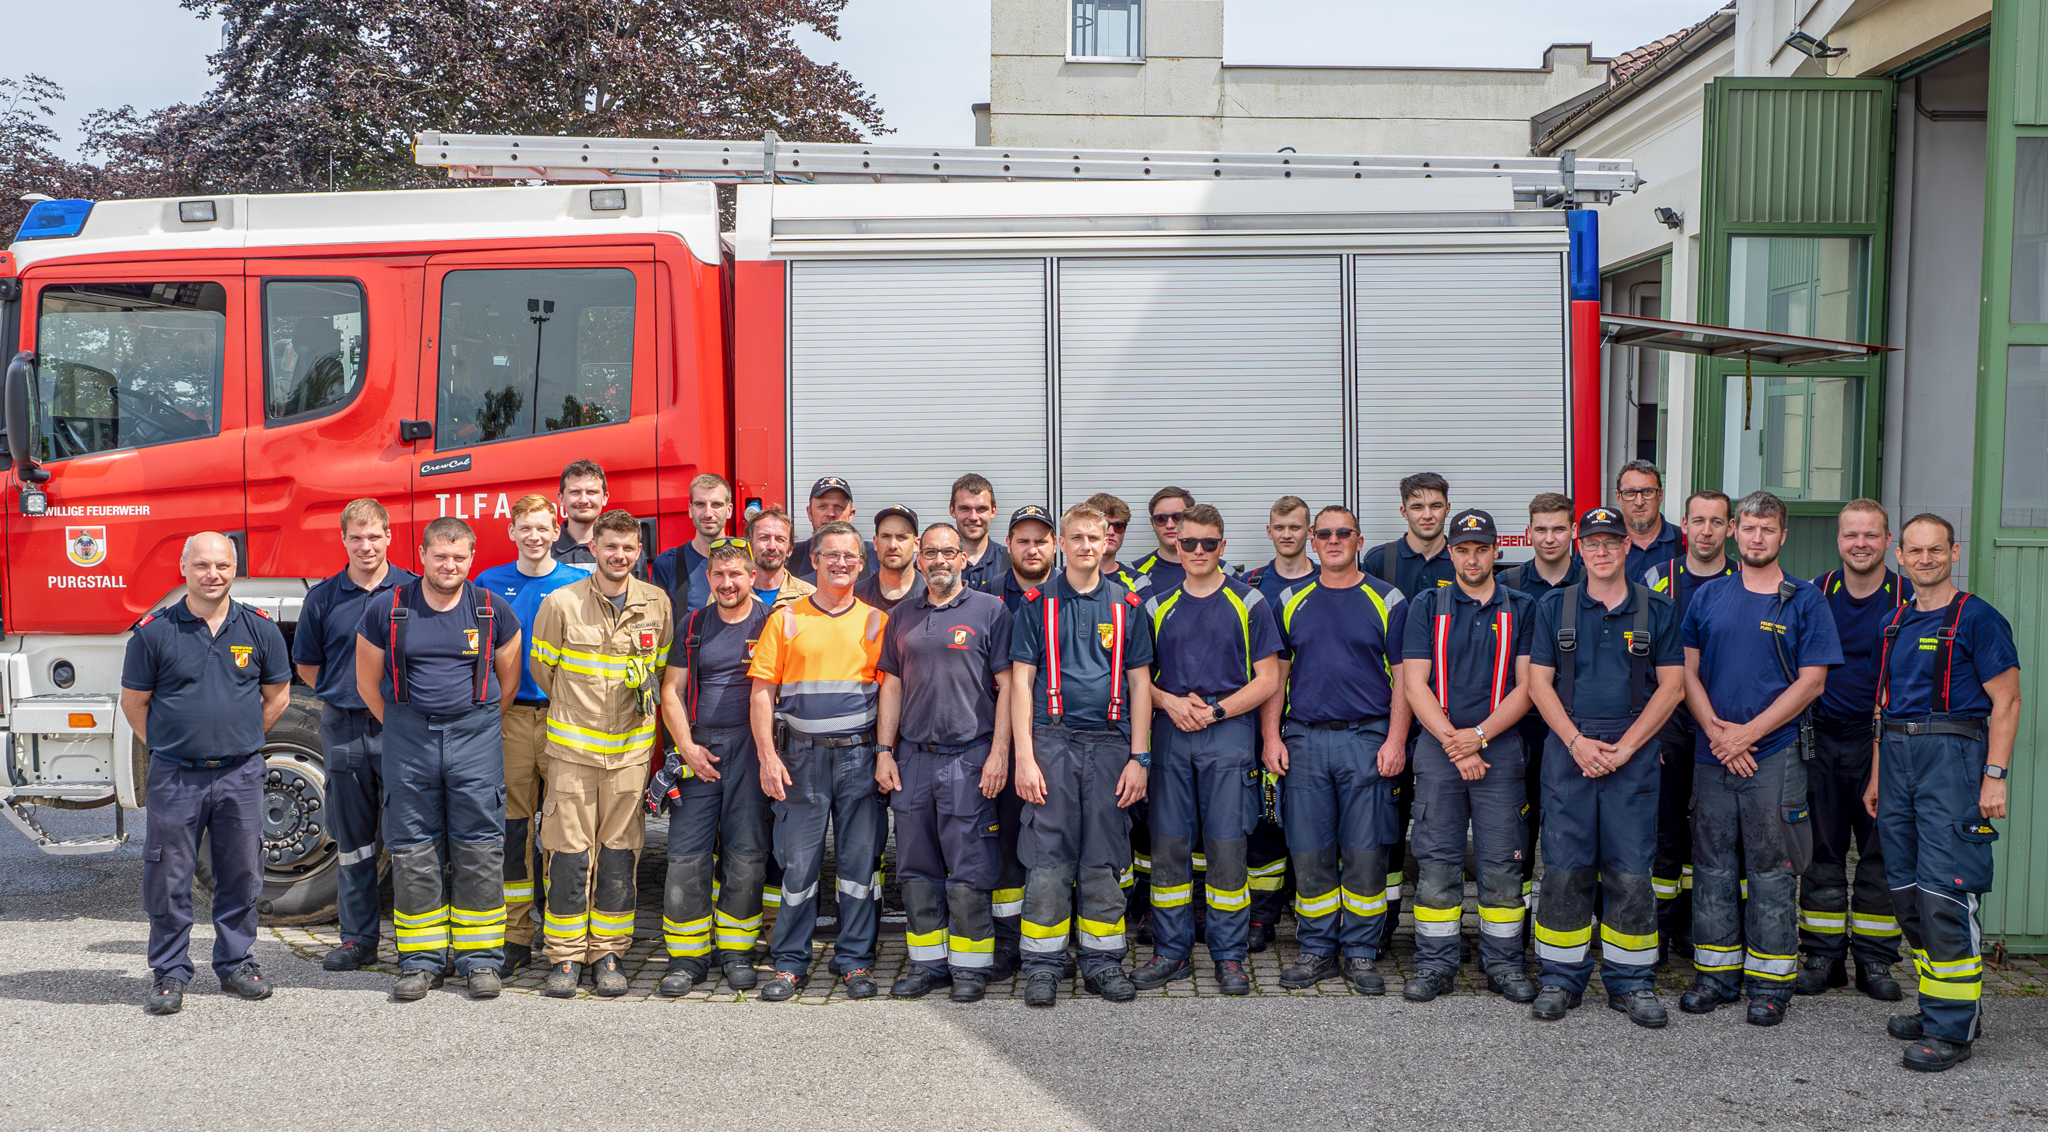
[1041,591,1128,721]
[1877,592,1969,714]
[1432,591,1512,714]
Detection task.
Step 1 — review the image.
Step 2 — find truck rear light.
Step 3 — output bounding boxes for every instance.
[68,713,95,728]
[178,200,218,223]
[589,188,627,211]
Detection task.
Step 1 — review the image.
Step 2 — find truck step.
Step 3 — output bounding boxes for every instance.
[1,795,127,855]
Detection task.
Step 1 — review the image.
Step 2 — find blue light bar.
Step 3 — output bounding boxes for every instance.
[15,199,94,241]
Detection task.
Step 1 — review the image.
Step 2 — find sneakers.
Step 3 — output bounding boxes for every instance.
[1130,955,1193,990]
[321,942,375,971]
[1530,984,1583,1021]
[721,960,760,990]
[950,974,988,1003]
[1486,969,1540,1004]
[889,966,949,1000]
[1280,952,1342,989]
[759,971,806,1001]
[1083,966,1137,1002]
[591,955,629,997]
[1609,989,1668,1029]
[1216,960,1252,996]
[220,962,272,1001]
[542,961,583,999]
[1679,981,1741,1015]
[1343,957,1386,996]
[1747,996,1789,1027]
[1902,1038,1973,1072]
[467,967,502,999]
[659,960,700,998]
[145,975,186,1016]
[1245,921,1276,953]
[1793,955,1846,996]
[392,970,443,1001]
[1856,961,1903,1001]
[840,968,878,999]
[1024,970,1061,1008]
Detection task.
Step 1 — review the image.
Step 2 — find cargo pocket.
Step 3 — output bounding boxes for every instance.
[1953,821,1999,893]
[1780,755,1810,823]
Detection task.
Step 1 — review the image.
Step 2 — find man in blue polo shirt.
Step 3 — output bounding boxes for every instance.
[876,521,1015,1003]
[1526,507,1685,1027]
[1797,499,1911,1001]
[1501,492,1581,903]
[1262,505,1409,996]
[1241,495,1317,949]
[1618,459,1684,585]
[293,499,416,972]
[123,532,292,1016]
[1867,513,2021,1072]
[975,505,1056,613]
[1399,509,1538,1005]
[1680,490,1842,1027]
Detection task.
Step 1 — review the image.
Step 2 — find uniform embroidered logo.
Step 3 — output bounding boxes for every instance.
[463,628,481,654]
[638,629,656,651]
[949,626,973,649]
[1918,637,1939,651]
[1460,515,1483,530]
[1097,622,1116,649]
[65,526,107,568]
[230,645,252,668]
[1759,621,1787,634]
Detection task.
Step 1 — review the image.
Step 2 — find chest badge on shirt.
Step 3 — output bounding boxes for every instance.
[949,626,974,649]
[230,645,253,668]
[1097,623,1116,649]
[463,628,481,655]
[638,628,657,652]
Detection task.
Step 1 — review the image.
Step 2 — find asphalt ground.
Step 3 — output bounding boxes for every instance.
[4,807,2048,1132]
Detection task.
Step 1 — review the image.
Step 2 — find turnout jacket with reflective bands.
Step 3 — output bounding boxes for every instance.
[529,574,673,769]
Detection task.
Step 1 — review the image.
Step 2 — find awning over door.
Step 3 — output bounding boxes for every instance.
[1598,312,1894,365]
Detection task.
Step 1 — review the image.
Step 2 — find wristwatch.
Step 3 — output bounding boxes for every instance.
[875,745,896,756]
[1208,695,1226,722]
[1984,764,2008,780]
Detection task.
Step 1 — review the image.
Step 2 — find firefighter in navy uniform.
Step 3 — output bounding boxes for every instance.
[976,506,1057,613]
[1526,507,1685,1027]
[356,517,523,1001]
[1616,460,1684,586]
[1868,514,2021,1073]
[1240,495,1318,949]
[1087,493,1153,596]
[1398,510,1539,1004]
[1499,493,1581,904]
[123,533,292,1016]
[1797,500,1910,1000]
[952,474,1013,591]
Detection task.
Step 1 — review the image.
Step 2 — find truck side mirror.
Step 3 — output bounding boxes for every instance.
[5,351,50,514]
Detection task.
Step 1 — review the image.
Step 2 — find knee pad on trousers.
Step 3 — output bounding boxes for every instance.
[666,852,713,916]
[1337,844,1384,899]
[722,852,767,913]
[595,847,637,913]
[391,842,443,916]
[1022,863,1079,928]
[901,876,944,931]
[946,884,995,943]
[1149,835,1193,887]
[1476,864,1524,911]
[1292,845,1339,896]
[1601,872,1656,934]
[1415,861,1464,909]
[549,850,591,914]
[504,818,530,881]
[450,841,505,912]
[1538,866,1596,929]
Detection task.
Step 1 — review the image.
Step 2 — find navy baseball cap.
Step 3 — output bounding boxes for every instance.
[1446,509,1498,547]
[809,476,853,500]
[1578,506,1627,539]
[1009,505,1055,532]
[873,504,918,531]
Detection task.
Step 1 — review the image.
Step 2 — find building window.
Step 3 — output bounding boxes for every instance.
[434,268,635,450]
[34,282,227,461]
[1728,236,1869,342]
[2012,138,2048,323]
[264,279,366,423]
[2005,347,2048,527]
[1725,372,1861,503]
[1072,0,1142,60]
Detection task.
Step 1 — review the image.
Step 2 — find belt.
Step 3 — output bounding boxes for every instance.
[1883,718,1988,740]
[513,697,548,709]
[159,753,256,770]
[799,729,877,749]
[325,705,374,718]
[1301,717,1384,731]
[907,740,985,756]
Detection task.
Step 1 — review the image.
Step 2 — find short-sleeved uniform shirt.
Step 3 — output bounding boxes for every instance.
[123,600,290,764]
[747,595,885,737]
[1879,594,2020,718]
[1530,583,1682,721]
[1401,582,1536,729]
[1681,574,1843,763]
[650,543,714,614]
[960,543,1012,592]
[474,559,588,702]
[357,583,521,716]
[974,568,1040,614]
[1011,573,1155,736]
[1813,569,1914,721]
[1245,559,1319,609]
[1274,576,1408,723]
[1144,577,1281,701]
[1624,517,1685,590]
[293,565,416,710]
[1505,556,1583,604]
[1643,555,1737,627]
[853,571,922,613]
[670,599,770,730]
[1361,538,1454,602]
[879,586,1014,746]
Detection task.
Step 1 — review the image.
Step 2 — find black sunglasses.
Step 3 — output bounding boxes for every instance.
[1311,527,1358,541]
[1107,520,1129,532]
[1150,511,1186,526]
[1176,537,1222,552]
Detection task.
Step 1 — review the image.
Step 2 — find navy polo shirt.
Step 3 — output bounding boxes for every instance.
[879,586,1014,746]
[854,571,922,613]
[1245,559,1318,609]
[123,600,290,765]
[1144,578,1281,701]
[974,569,1040,614]
[670,600,770,730]
[1879,594,2019,718]
[1401,582,1536,729]
[1624,517,1684,590]
[357,583,521,716]
[1531,583,1681,722]
[1681,574,1843,763]
[473,559,587,702]
[1361,538,1454,602]
[960,543,1012,592]
[293,565,416,710]
[650,543,713,614]
[1274,576,1409,723]
[1814,569,1915,721]
[1505,555,1583,603]
[1011,573,1155,736]
[1643,555,1737,628]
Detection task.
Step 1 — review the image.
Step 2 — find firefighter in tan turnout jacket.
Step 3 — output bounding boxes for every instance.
[529,509,674,997]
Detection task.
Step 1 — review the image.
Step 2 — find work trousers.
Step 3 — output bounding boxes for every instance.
[1248,805,1291,925]
[892,740,1001,977]
[767,736,886,977]
[500,702,549,942]
[320,706,385,951]
[1378,738,1415,954]
[1533,719,1660,996]
[383,704,506,977]
[1148,715,1258,964]
[1878,722,1996,1044]
[1280,719,1393,960]
[1019,725,1135,977]
[1691,753,1812,1001]
[992,774,1026,961]
[1411,730,1530,976]
[1652,708,1703,944]
[143,753,264,983]
[542,757,650,965]
[663,724,769,976]
[1515,715,1550,898]
[1798,715,1900,967]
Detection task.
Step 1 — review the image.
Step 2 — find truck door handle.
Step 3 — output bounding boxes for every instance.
[399,419,433,442]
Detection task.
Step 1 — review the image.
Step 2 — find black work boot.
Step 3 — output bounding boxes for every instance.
[1403,967,1457,1002]
[759,970,805,1001]
[1280,952,1341,988]
[840,968,879,999]
[722,959,759,990]
[1024,970,1060,1007]
[392,970,444,1001]
[467,967,502,999]
[591,954,629,997]
[659,960,700,998]
[501,942,533,973]
[1855,961,1903,1001]
[889,966,949,999]
[988,945,1022,983]
[1216,960,1252,995]
[1902,1038,1973,1072]
[1794,955,1846,996]
[1486,968,1540,1003]
[1343,957,1385,996]
[1246,921,1276,953]
[220,962,273,1001]
[145,975,186,1016]
[1887,1012,1926,1040]
[1609,989,1668,1029]
[950,973,988,1003]
[1130,954,1193,989]
[1680,980,1740,1014]
[322,942,375,971]
[1084,965,1137,1002]
[542,961,583,999]
[1529,984,1582,1021]
[1747,995,1789,1027]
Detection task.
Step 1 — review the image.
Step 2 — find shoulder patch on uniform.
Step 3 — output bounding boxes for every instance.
[1024,587,1042,602]
[137,613,155,628]
[1124,591,1141,606]
[252,607,273,619]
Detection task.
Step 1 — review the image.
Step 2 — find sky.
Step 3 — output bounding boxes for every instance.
[17,0,1724,158]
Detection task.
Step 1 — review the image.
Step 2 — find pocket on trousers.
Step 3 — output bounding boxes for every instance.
[1780,755,1810,823]
[1954,821,1998,892]
[145,846,162,862]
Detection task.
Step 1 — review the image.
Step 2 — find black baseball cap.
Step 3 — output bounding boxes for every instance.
[1577,506,1627,539]
[809,476,853,500]
[873,504,918,532]
[1446,509,1497,547]
[1009,505,1055,532]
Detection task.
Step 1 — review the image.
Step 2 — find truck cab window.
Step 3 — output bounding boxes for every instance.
[265,279,366,422]
[34,282,228,460]
[435,267,635,449]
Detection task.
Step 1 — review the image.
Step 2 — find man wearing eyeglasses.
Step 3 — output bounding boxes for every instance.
[951,474,1012,591]
[976,506,1058,613]
[854,506,922,612]
[1617,460,1683,587]
[1262,506,1409,996]
[1086,492,1152,594]
[874,521,1015,1002]
[1134,486,1226,594]
[651,472,737,616]
[1130,504,1281,995]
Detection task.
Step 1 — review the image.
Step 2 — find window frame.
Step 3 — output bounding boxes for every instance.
[259,275,370,428]
[1068,0,1145,63]
[31,279,232,464]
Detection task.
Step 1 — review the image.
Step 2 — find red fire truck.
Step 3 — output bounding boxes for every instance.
[0,133,1641,920]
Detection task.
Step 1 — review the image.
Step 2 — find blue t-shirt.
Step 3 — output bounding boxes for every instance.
[357,583,521,716]
[1245,559,1318,609]
[1680,574,1843,763]
[668,599,770,730]
[1144,578,1282,701]
[1814,569,1914,721]
[1401,583,1536,729]
[650,543,714,615]
[123,601,291,764]
[1011,573,1156,736]
[878,586,1014,745]
[1530,583,1682,722]
[1361,537,1454,602]
[1624,517,1684,591]
[1274,576,1409,723]
[1879,594,2020,718]
[474,559,590,702]
[293,565,416,710]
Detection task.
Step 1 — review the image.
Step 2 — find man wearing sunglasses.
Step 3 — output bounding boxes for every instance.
[977,506,1058,613]
[1129,505,1282,995]
[1261,507,1409,996]
[951,474,1012,591]
[1133,486,1226,594]
[1617,460,1683,587]
[650,472,737,616]
[1086,492,1153,595]
[854,506,922,613]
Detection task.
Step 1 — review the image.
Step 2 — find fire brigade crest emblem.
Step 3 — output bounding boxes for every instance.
[230,646,253,669]
[638,629,656,651]
[1097,623,1115,649]
[463,628,481,654]
[65,527,107,568]
[951,627,970,647]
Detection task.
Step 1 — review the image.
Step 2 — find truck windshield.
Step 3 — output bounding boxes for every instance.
[35,282,228,461]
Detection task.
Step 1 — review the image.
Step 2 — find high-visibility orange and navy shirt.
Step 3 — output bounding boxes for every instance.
[747,594,885,737]
[1010,573,1155,735]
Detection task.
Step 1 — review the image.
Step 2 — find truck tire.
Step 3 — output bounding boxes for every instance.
[196,689,368,926]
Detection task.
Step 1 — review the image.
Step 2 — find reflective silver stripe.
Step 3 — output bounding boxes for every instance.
[1479,916,1525,938]
[777,679,875,695]
[781,880,820,905]
[837,875,881,901]
[1693,945,1742,970]
[949,949,995,969]
[1412,917,1461,938]
[906,942,947,960]
[991,897,1024,917]
[1603,941,1658,964]
[780,709,880,735]
[1534,941,1588,963]
[1744,953,1798,977]
[338,844,380,867]
[1078,928,1126,951]
[1020,933,1068,954]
